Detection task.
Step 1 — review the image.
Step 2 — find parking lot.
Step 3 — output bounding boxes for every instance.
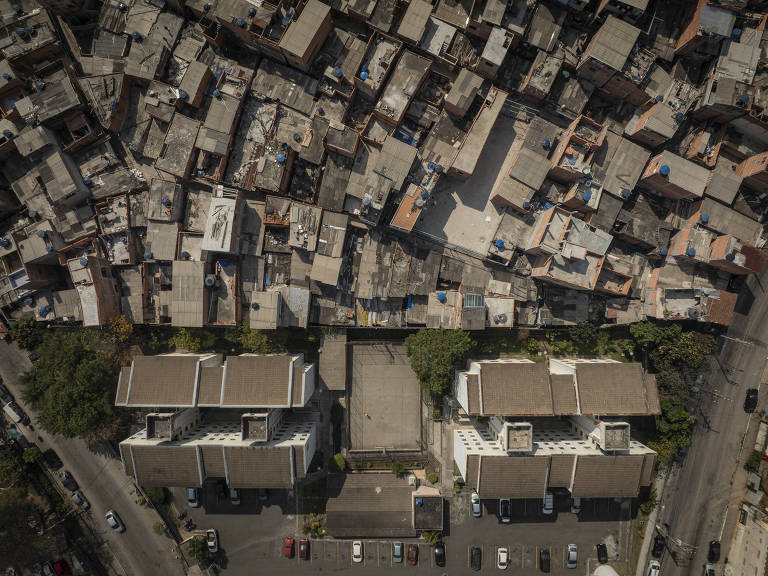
[175,485,630,574]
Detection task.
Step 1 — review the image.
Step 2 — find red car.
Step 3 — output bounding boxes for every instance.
[407,544,419,566]
[283,537,295,558]
[53,559,71,576]
[299,539,310,560]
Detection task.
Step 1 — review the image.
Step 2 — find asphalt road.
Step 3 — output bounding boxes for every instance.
[0,339,184,576]
[658,267,768,576]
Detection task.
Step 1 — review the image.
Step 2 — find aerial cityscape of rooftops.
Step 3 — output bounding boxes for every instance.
[1,0,768,573]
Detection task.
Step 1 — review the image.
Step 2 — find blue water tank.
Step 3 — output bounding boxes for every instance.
[27,26,35,36]
[144,251,153,260]
[495,239,505,249]
[2,73,10,80]
[700,213,709,223]
[317,106,324,115]
[83,177,93,186]
[39,305,49,316]
[427,161,436,172]
[15,28,24,37]
[660,247,668,256]
[277,153,286,164]
[659,164,670,177]
[541,138,551,150]
[726,253,736,262]
[435,164,443,174]
[523,201,531,210]
[181,251,190,260]
[248,7,256,16]
[236,17,246,27]
[621,188,631,199]
[686,247,696,257]
[79,257,88,266]
[362,195,372,206]
[131,31,141,40]
[29,210,37,218]
[36,229,46,238]
[196,169,205,178]
[732,28,742,39]
[162,197,171,207]
[213,89,222,99]
[251,302,260,310]
[655,95,663,103]
[360,71,369,80]
[0,237,8,247]
[545,318,552,327]
[437,292,447,303]
[582,191,592,202]
[333,67,343,78]
[45,245,53,252]
[178,89,188,100]
[675,112,685,122]
[205,274,216,287]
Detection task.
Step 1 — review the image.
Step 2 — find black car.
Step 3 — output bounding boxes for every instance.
[539,547,551,573]
[652,535,665,558]
[744,388,758,413]
[59,470,79,491]
[498,498,511,524]
[0,383,12,403]
[596,543,608,564]
[708,540,720,563]
[470,546,481,571]
[434,542,445,567]
[43,449,63,470]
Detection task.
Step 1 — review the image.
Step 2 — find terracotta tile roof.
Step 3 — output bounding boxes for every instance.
[550,374,578,414]
[221,355,293,407]
[575,363,656,415]
[225,446,294,488]
[477,455,549,498]
[126,356,200,406]
[705,290,738,327]
[130,445,202,487]
[201,445,226,478]
[571,454,644,498]
[548,454,576,488]
[479,362,553,416]
[198,366,223,406]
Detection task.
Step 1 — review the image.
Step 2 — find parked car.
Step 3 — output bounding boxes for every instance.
[392,541,403,563]
[407,544,418,566]
[471,491,481,518]
[542,492,554,515]
[434,541,445,567]
[206,529,218,554]
[652,535,666,558]
[229,488,240,505]
[71,490,90,510]
[59,471,78,492]
[708,540,720,563]
[470,546,481,571]
[41,563,54,576]
[186,487,199,508]
[42,449,62,470]
[29,351,39,363]
[105,510,124,532]
[299,539,309,560]
[497,547,509,570]
[0,383,12,403]
[596,543,608,563]
[283,537,295,558]
[566,544,578,569]
[52,559,70,576]
[539,547,551,572]
[647,560,660,576]
[352,541,363,563]
[703,563,715,576]
[499,498,511,523]
[570,497,582,514]
[744,388,758,412]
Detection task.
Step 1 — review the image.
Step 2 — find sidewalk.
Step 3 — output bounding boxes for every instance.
[634,469,669,576]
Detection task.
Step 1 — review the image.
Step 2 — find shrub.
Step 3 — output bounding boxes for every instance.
[391,461,406,476]
[152,521,165,535]
[428,472,439,484]
[526,337,539,356]
[329,453,346,473]
[422,531,442,545]
[187,536,210,563]
[745,450,762,472]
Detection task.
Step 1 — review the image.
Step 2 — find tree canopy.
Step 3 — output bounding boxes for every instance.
[404,329,474,395]
[9,318,45,350]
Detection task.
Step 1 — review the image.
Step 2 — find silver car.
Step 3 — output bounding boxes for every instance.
[392,541,403,563]
[105,510,125,532]
[71,490,90,510]
[471,492,482,518]
[566,544,577,569]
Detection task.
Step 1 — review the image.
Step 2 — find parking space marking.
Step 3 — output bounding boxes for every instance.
[467,545,470,569]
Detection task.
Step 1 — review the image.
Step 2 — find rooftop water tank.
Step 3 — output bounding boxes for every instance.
[362,194,372,206]
[659,164,670,177]
[686,247,696,257]
[360,71,369,80]
[36,229,46,238]
[213,89,222,99]
[541,138,551,150]
[277,153,286,164]
[83,177,93,186]
[523,201,531,210]
[621,188,630,199]
[131,31,141,41]
[144,251,152,260]
[236,17,246,27]
[435,164,443,174]
[421,189,429,200]
[700,213,709,223]
[495,239,505,249]
[437,292,447,303]
[0,237,8,247]
[726,253,736,262]
[248,7,257,16]
[2,73,10,80]
[333,67,343,78]
[38,305,49,316]
[316,106,324,115]
[45,245,53,252]
[660,247,668,256]
[205,274,216,287]
[79,257,88,266]
[582,191,592,202]
[178,89,188,100]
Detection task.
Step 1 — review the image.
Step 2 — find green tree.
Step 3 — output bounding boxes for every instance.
[152,521,166,535]
[170,328,201,352]
[22,330,119,441]
[550,339,576,356]
[329,453,346,472]
[187,536,210,563]
[22,446,41,465]
[0,446,20,487]
[651,331,715,370]
[629,322,681,351]
[106,315,133,344]
[9,318,44,350]
[404,329,474,395]
[238,324,286,354]
[0,487,42,560]
[391,461,406,476]
[526,338,539,356]
[568,322,598,353]
[142,486,166,505]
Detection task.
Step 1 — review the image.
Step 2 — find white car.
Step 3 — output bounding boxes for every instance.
[566,544,578,569]
[71,490,90,510]
[570,497,582,514]
[647,560,660,576]
[497,547,509,569]
[352,541,363,563]
[105,510,125,532]
[471,492,482,518]
[229,488,240,506]
[206,529,218,553]
[187,487,199,508]
[542,492,554,515]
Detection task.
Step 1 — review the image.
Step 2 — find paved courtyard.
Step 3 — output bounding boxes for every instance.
[348,344,422,451]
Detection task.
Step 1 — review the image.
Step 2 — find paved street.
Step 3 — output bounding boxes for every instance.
[657,267,768,576]
[0,340,184,576]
